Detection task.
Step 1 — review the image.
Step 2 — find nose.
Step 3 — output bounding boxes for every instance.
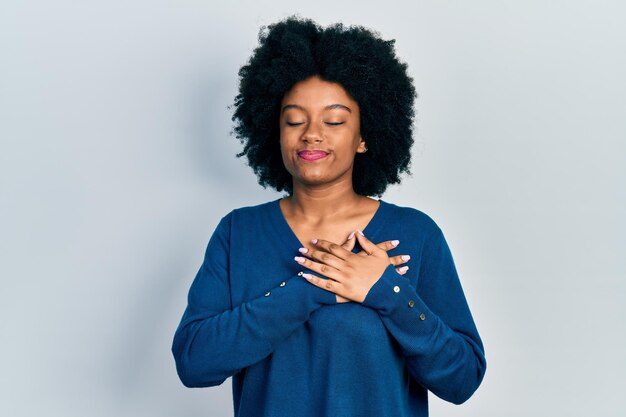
[302,121,323,143]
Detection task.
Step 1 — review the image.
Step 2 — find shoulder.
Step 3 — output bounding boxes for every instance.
[381,201,456,270]
[213,199,276,218]
[230,199,276,222]
[230,199,276,216]
[214,199,277,229]
[203,200,277,247]
[381,199,442,237]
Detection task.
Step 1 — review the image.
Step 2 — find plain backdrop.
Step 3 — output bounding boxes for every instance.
[1,1,625,416]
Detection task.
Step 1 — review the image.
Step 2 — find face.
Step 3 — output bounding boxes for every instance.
[279,75,366,190]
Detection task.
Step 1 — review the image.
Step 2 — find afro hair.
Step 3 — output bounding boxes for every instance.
[231,16,417,197]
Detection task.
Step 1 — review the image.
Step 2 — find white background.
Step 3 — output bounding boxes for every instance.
[1,1,624,416]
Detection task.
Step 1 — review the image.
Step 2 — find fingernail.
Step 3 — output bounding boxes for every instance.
[298,247,308,254]
[401,255,411,261]
[348,231,355,240]
[357,229,364,236]
[399,266,409,273]
[294,256,305,263]
[302,273,313,280]
[311,239,318,244]
[391,240,400,247]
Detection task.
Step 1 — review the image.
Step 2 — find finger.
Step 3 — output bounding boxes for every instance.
[389,254,411,266]
[378,239,400,252]
[357,239,399,256]
[341,231,356,251]
[311,238,353,261]
[294,255,342,282]
[354,229,382,256]
[299,246,344,270]
[301,272,345,294]
[396,265,409,275]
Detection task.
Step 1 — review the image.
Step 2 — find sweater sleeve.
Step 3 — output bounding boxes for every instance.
[171,211,337,388]
[361,226,486,405]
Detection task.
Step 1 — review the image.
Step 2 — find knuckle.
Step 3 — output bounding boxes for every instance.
[324,280,333,289]
[329,243,340,252]
[320,264,329,273]
[320,252,331,262]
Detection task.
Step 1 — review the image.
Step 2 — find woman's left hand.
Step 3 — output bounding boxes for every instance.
[295,229,390,303]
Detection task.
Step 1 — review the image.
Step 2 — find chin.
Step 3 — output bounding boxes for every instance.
[299,174,327,184]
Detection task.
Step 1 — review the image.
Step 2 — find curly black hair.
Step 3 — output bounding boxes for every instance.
[231,16,417,197]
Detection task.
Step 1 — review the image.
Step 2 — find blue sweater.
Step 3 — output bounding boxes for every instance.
[172,198,486,416]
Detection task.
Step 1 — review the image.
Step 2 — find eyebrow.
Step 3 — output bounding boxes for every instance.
[281,103,352,114]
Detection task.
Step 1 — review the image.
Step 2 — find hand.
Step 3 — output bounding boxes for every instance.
[339,231,410,277]
[332,232,409,303]
[295,229,403,304]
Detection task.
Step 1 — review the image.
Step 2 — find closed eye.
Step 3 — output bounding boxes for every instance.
[285,121,344,127]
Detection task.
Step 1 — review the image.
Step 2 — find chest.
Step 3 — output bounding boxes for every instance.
[285,213,375,253]
[289,226,353,252]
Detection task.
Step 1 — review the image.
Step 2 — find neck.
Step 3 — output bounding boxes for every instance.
[283,180,367,221]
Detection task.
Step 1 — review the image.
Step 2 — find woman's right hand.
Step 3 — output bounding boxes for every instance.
[333,232,410,303]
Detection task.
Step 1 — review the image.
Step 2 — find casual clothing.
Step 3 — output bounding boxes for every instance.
[172,198,486,417]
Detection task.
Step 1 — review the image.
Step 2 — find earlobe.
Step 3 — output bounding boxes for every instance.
[357,138,367,153]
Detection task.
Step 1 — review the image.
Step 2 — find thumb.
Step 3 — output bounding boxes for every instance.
[354,229,380,256]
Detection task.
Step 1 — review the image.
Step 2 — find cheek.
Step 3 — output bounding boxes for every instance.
[279,129,300,152]
[278,134,297,171]
[278,134,289,157]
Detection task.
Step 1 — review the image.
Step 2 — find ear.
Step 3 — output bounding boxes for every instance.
[356,136,367,153]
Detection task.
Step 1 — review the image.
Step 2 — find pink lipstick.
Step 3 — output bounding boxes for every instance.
[298,150,329,161]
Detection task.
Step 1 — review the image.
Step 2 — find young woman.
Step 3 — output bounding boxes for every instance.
[172,16,486,417]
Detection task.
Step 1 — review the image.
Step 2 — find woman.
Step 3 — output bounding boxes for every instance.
[172,16,486,417]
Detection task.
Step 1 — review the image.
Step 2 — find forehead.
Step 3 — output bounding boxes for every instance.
[281,76,358,109]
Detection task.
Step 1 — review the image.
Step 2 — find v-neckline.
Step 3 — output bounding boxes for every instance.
[271,197,388,254]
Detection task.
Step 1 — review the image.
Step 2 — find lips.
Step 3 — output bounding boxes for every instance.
[298,150,329,161]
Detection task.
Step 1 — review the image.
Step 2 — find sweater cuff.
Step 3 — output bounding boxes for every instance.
[285,269,338,306]
[362,263,402,313]
[253,270,336,349]
[362,264,437,327]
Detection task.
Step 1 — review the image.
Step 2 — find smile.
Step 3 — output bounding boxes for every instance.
[297,150,329,161]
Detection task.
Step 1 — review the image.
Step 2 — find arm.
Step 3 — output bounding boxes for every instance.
[361,226,486,404]
[171,211,336,388]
